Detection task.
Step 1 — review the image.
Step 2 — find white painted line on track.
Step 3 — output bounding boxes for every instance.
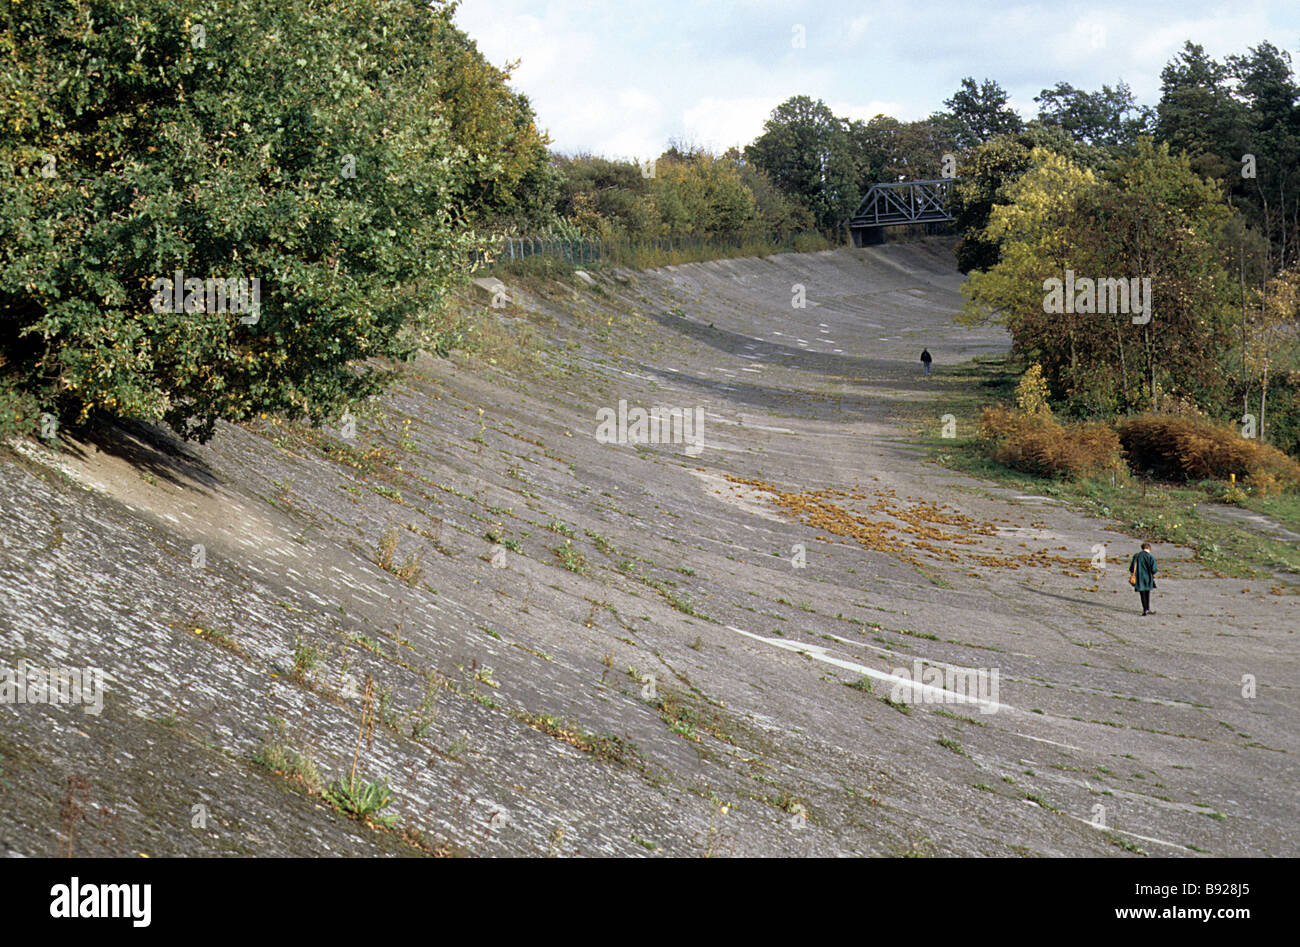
[1062,811,1195,853]
[723,624,1012,715]
[1017,733,1084,752]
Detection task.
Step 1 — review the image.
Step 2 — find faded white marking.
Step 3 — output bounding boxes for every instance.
[723,624,1012,714]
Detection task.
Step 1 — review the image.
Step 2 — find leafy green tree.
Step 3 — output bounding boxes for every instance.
[1153,40,1300,278]
[430,22,553,228]
[959,148,1100,396]
[937,77,1024,149]
[1082,142,1235,412]
[0,0,528,441]
[1154,42,1252,181]
[1217,214,1274,412]
[1229,42,1298,135]
[733,154,816,235]
[552,155,658,237]
[548,148,815,242]
[846,115,958,189]
[1034,81,1154,150]
[744,96,858,233]
[654,152,756,237]
[1248,269,1300,443]
[1228,42,1300,271]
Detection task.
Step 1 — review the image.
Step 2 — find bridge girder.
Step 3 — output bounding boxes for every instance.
[848,178,959,233]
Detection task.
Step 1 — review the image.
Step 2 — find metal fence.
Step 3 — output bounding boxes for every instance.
[499,235,605,265]
[470,231,824,268]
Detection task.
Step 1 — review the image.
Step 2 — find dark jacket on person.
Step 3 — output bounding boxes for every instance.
[920,349,932,364]
[1129,550,1157,592]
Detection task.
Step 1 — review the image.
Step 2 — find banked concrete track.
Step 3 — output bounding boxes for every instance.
[1,240,1295,857]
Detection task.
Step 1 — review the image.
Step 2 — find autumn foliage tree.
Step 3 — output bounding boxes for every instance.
[960,142,1235,417]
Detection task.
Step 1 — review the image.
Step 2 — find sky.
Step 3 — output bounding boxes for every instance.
[452,0,1300,161]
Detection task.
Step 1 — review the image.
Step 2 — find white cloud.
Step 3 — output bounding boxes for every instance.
[556,90,656,159]
[618,88,662,116]
[1005,97,1036,120]
[454,0,1300,156]
[681,96,784,151]
[831,100,919,123]
[846,15,873,43]
[1126,12,1274,92]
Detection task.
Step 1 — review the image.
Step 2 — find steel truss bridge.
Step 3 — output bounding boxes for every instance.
[847,178,959,245]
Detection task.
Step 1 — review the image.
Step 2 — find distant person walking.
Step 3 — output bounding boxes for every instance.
[1128,542,1158,615]
[920,348,932,375]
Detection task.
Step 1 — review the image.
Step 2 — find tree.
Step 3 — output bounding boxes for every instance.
[1228,43,1300,271]
[1081,141,1235,411]
[958,148,1100,396]
[1217,215,1272,416]
[1034,81,1155,150]
[950,124,1105,274]
[736,160,816,235]
[1154,42,1252,181]
[1228,42,1297,137]
[653,152,756,237]
[845,115,958,190]
[430,23,554,228]
[1248,270,1300,442]
[0,0,527,441]
[938,77,1023,149]
[961,142,1235,415]
[1151,41,1300,275]
[744,96,858,233]
[551,155,658,237]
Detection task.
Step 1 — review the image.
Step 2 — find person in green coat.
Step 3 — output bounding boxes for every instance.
[1129,542,1158,615]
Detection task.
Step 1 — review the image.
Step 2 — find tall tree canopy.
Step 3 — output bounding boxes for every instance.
[1154,42,1253,181]
[936,77,1024,149]
[845,115,958,188]
[744,96,858,232]
[1034,81,1155,150]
